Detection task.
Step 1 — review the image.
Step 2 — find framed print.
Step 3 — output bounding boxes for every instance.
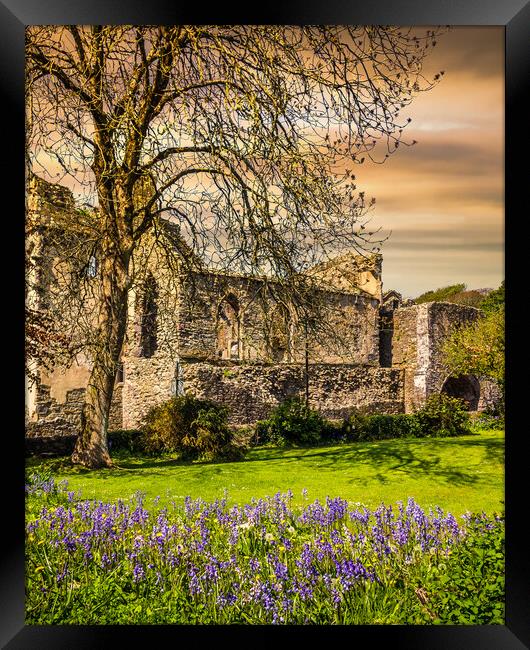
[6,0,529,646]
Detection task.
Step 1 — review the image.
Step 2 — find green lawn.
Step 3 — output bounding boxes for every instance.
[26,430,504,516]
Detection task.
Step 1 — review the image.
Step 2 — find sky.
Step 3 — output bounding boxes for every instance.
[30,26,504,300]
[356,26,504,298]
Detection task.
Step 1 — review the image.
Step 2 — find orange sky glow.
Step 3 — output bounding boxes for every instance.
[359,26,504,297]
[31,26,504,299]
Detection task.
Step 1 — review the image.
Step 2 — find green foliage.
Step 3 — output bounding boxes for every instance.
[368,413,422,440]
[254,397,328,446]
[414,284,489,308]
[340,408,369,441]
[340,397,469,443]
[479,281,504,314]
[342,411,421,442]
[256,395,471,448]
[140,395,242,460]
[441,307,504,393]
[414,393,471,438]
[415,283,466,304]
[471,412,505,432]
[443,282,505,398]
[108,429,144,453]
[414,515,504,624]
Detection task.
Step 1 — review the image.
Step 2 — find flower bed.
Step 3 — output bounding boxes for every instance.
[25,472,504,625]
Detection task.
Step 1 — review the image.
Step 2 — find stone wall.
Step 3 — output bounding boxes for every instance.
[427,302,482,396]
[26,384,85,438]
[179,361,404,424]
[477,379,503,412]
[306,291,380,365]
[109,383,124,430]
[391,305,420,412]
[121,353,178,429]
[392,302,482,412]
[26,379,124,437]
[178,272,269,362]
[177,271,380,366]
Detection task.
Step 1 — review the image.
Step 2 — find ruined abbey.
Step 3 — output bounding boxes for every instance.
[25,178,500,444]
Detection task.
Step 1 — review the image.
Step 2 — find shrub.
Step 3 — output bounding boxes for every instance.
[254,397,327,446]
[471,413,505,432]
[140,395,241,460]
[414,393,471,437]
[108,429,144,453]
[342,411,421,442]
[364,413,422,441]
[319,419,345,443]
[255,394,471,448]
[341,408,369,442]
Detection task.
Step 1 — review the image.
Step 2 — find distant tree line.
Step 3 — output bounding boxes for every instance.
[414,283,494,309]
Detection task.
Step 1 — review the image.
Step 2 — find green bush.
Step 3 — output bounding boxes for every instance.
[414,393,471,438]
[341,408,369,442]
[254,397,327,446]
[254,393,471,448]
[471,412,505,432]
[108,429,144,453]
[341,396,471,443]
[342,411,422,442]
[364,413,422,441]
[140,395,242,460]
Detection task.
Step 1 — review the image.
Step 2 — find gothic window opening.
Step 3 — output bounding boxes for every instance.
[138,274,158,358]
[269,303,292,362]
[87,254,97,278]
[171,360,185,396]
[216,294,240,360]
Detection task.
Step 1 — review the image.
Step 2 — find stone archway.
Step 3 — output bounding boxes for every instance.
[440,375,480,410]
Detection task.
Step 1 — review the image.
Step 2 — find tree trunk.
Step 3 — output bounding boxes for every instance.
[71,245,129,469]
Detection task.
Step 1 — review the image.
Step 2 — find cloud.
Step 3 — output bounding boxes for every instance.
[421,26,504,80]
[413,121,479,132]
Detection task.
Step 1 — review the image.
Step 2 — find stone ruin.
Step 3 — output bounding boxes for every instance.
[25,178,502,444]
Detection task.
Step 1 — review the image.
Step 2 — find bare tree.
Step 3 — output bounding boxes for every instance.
[25,25,443,468]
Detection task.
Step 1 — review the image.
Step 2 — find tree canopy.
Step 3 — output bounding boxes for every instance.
[441,282,505,407]
[25,25,444,468]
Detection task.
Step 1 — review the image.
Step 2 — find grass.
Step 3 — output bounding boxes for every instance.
[26,429,504,516]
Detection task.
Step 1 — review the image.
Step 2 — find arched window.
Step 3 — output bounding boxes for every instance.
[269,303,292,362]
[216,294,240,360]
[86,254,97,278]
[138,274,158,358]
[171,360,185,396]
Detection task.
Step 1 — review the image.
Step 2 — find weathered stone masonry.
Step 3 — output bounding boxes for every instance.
[25,178,502,442]
[179,362,404,424]
[391,302,500,413]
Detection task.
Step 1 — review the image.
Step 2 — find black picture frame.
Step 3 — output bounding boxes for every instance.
[7,0,529,647]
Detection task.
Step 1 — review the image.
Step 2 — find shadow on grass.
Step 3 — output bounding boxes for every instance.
[25,452,189,479]
[232,434,505,488]
[26,433,504,488]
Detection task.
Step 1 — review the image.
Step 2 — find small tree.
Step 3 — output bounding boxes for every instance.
[441,296,504,407]
[479,281,505,315]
